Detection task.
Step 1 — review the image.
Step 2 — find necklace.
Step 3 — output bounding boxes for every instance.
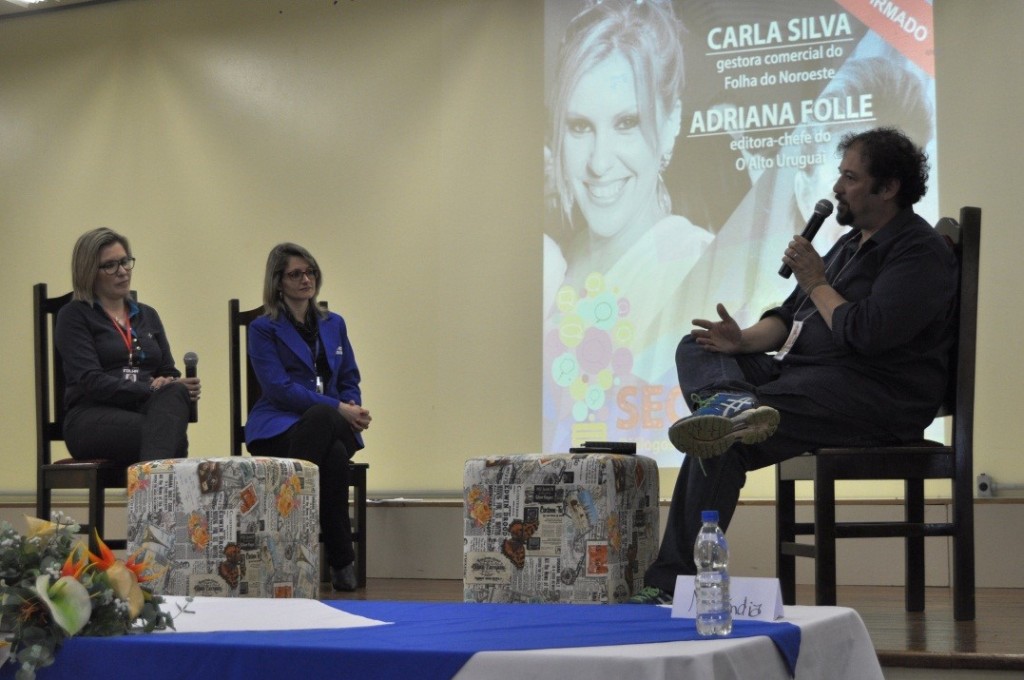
[101,300,128,327]
[108,309,126,326]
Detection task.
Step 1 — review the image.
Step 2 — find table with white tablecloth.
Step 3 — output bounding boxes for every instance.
[0,599,882,680]
[455,605,882,680]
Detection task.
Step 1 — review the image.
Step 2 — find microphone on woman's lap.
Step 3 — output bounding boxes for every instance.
[184,351,198,423]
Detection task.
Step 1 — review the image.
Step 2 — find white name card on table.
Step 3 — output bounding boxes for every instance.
[671,575,785,622]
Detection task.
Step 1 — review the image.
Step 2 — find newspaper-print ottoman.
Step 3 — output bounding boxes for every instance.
[126,456,320,599]
[463,453,659,604]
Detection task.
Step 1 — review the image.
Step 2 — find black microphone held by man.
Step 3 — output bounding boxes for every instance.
[778,198,834,278]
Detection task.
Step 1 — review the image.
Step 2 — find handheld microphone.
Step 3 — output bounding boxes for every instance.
[184,351,198,423]
[779,199,834,278]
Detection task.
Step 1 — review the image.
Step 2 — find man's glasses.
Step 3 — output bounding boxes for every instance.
[283,268,318,281]
[98,257,136,275]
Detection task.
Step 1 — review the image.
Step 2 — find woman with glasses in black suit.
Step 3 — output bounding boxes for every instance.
[54,227,200,464]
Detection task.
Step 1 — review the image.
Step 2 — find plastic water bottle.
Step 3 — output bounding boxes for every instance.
[694,509,732,636]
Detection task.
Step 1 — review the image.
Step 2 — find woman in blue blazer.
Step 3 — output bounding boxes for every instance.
[246,243,372,592]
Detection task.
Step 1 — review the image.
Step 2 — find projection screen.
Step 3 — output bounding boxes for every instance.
[542,0,937,467]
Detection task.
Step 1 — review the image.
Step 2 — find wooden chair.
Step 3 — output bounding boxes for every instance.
[35,283,128,550]
[775,206,980,622]
[229,299,369,588]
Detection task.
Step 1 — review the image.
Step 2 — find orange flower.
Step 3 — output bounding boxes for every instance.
[86,531,152,618]
[125,547,164,584]
[60,543,90,579]
[87,530,118,571]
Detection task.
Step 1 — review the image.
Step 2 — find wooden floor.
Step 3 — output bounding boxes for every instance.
[323,580,1024,672]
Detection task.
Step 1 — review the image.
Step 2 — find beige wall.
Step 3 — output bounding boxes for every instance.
[0,0,1021,502]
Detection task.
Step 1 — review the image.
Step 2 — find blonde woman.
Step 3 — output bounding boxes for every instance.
[55,227,199,463]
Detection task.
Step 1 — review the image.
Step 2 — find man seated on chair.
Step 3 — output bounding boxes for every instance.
[631,127,958,604]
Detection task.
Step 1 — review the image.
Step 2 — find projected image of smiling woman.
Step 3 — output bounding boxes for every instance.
[564,52,666,241]
[551,0,712,281]
[544,0,714,452]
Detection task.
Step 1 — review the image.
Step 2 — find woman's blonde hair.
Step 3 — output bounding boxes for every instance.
[550,0,685,223]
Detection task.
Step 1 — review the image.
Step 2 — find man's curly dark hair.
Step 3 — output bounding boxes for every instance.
[837,126,929,208]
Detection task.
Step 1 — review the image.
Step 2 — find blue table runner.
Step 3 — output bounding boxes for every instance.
[12,601,801,680]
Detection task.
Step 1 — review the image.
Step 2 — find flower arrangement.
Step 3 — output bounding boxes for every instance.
[0,514,176,680]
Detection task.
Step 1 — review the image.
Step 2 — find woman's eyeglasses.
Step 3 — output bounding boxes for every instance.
[98,257,136,275]
[283,268,318,281]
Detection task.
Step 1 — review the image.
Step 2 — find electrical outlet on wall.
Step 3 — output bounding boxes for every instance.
[977,473,994,498]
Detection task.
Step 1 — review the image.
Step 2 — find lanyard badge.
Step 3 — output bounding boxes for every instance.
[107,310,143,371]
[774,320,803,362]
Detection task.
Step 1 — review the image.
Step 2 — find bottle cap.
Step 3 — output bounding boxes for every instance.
[701,510,719,523]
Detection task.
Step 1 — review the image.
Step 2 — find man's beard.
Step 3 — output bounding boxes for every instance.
[835,202,854,226]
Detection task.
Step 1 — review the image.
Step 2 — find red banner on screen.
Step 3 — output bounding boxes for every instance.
[835,0,934,77]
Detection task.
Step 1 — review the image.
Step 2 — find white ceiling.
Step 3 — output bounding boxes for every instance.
[0,0,114,18]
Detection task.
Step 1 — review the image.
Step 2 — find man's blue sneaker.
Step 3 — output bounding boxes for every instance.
[668,392,779,458]
[629,586,673,605]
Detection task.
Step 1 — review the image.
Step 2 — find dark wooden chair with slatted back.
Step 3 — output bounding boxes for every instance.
[775,206,980,621]
[35,282,128,551]
[229,298,369,588]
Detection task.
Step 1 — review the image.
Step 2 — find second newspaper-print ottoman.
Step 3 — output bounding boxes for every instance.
[463,453,659,604]
[127,456,320,598]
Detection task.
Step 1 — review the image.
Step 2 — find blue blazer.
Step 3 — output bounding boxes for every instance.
[245,310,364,450]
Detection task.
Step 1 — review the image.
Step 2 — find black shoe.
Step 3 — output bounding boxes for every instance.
[331,563,357,591]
